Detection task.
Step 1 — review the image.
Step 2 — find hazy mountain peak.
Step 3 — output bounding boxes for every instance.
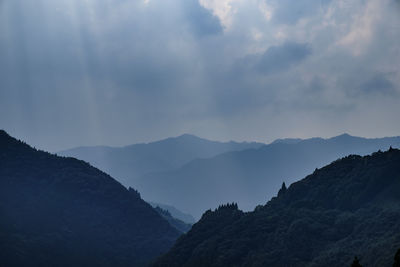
[149,133,203,144]
[176,133,202,140]
[158,133,212,145]
[271,137,303,145]
[329,133,356,140]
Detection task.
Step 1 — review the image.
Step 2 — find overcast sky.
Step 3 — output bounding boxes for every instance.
[1,0,399,151]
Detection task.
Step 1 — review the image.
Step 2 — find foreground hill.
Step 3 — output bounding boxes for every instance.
[153,148,400,267]
[59,134,263,186]
[0,130,180,267]
[138,134,400,218]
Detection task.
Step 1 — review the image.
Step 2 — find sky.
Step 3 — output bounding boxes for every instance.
[0,0,399,152]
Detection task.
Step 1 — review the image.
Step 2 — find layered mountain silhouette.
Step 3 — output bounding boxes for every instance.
[59,134,263,186]
[60,134,400,219]
[153,148,400,267]
[138,134,400,218]
[59,134,262,220]
[0,130,180,266]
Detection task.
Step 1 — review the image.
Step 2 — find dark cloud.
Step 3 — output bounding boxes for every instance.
[183,0,223,36]
[0,0,399,150]
[359,74,397,96]
[235,42,312,75]
[256,42,312,74]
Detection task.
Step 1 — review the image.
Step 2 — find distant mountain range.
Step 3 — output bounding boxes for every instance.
[61,134,400,219]
[140,134,400,218]
[59,134,263,219]
[59,134,263,185]
[153,148,400,266]
[0,130,180,266]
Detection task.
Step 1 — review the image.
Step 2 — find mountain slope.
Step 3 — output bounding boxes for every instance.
[59,134,263,186]
[154,206,192,233]
[150,202,196,224]
[0,130,180,267]
[153,148,400,267]
[138,134,400,218]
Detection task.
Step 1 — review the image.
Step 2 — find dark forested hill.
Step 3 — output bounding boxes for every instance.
[138,134,400,218]
[153,148,400,267]
[59,134,263,186]
[0,130,180,267]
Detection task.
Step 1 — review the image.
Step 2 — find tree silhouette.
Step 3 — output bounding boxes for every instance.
[351,256,362,267]
[394,249,400,267]
[277,182,287,197]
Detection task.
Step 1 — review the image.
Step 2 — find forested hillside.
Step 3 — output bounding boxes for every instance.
[0,130,180,266]
[153,148,400,266]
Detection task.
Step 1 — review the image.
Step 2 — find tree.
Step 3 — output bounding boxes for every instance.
[277,182,287,197]
[351,256,362,267]
[394,249,400,267]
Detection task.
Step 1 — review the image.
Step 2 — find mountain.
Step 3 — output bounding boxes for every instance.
[137,134,400,218]
[0,130,180,267]
[152,148,400,267]
[150,202,196,224]
[59,134,263,186]
[271,137,303,144]
[154,206,192,233]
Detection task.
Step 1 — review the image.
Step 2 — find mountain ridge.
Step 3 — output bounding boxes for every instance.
[152,148,400,267]
[137,134,400,218]
[0,130,181,266]
[59,133,264,187]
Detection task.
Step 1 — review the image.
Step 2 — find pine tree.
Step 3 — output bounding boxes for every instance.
[351,256,362,267]
[394,249,400,267]
[277,182,287,197]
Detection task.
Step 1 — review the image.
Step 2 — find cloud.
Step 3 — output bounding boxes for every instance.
[199,0,236,29]
[0,0,399,151]
[336,0,384,56]
[231,42,312,81]
[255,42,312,74]
[359,74,397,96]
[266,0,332,25]
[183,0,223,36]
